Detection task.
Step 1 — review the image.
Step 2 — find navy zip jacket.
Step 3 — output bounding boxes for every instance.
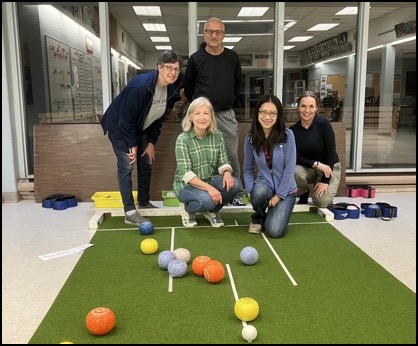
[100,70,178,148]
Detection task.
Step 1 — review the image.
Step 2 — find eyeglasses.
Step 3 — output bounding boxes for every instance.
[259,110,278,118]
[163,65,181,74]
[204,29,224,36]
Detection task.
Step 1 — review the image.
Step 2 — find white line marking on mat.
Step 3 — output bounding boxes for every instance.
[170,227,175,251]
[226,264,239,302]
[261,233,298,286]
[226,264,249,330]
[168,227,175,293]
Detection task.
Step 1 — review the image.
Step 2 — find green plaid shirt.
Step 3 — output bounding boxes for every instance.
[173,130,232,195]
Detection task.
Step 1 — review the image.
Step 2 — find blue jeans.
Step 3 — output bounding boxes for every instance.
[178,175,241,215]
[109,133,151,212]
[250,181,296,238]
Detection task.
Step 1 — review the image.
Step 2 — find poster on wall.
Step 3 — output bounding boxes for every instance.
[91,57,103,115]
[45,36,74,121]
[70,47,95,120]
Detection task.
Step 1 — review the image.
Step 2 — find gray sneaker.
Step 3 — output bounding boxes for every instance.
[248,223,262,234]
[179,203,197,227]
[204,211,224,228]
[124,211,150,225]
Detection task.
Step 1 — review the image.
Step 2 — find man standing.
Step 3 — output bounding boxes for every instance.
[101,50,182,225]
[184,17,245,206]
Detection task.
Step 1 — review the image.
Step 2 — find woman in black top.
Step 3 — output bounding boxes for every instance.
[289,91,341,208]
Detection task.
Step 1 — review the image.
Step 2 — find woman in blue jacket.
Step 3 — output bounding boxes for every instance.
[101,50,182,225]
[243,95,297,237]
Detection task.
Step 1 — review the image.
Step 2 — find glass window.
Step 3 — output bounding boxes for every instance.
[361,3,416,169]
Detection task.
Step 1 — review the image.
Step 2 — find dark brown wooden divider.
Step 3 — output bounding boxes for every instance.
[34,122,345,202]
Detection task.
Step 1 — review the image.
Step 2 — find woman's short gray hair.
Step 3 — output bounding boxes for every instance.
[181,97,217,133]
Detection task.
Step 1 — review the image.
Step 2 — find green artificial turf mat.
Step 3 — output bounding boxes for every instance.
[29,212,416,344]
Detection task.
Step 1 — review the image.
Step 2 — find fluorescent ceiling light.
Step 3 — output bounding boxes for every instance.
[367,45,383,52]
[288,36,313,42]
[235,33,273,37]
[197,19,273,25]
[315,54,354,66]
[224,46,235,50]
[284,20,297,31]
[223,37,242,43]
[143,23,167,32]
[150,37,170,43]
[389,36,416,45]
[221,19,273,23]
[308,23,339,31]
[155,45,172,50]
[237,7,269,17]
[133,6,161,16]
[335,7,358,15]
[284,46,295,50]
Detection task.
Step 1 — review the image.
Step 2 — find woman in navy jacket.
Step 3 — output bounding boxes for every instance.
[101,50,182,225]
[243,94,297,237]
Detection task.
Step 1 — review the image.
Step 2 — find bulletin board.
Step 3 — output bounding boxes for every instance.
[70,47,95,119]
[91,57,103,115]
[45,36,74,119]
[327,74,345,100]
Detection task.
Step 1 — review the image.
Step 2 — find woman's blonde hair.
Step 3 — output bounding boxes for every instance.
[181,97,217,133]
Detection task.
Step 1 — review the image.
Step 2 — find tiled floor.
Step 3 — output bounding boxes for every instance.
[2,192,416,344]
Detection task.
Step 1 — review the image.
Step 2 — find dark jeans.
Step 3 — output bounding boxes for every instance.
[109,133,151,213]
[250,181,296,238]
[178,175,241,214]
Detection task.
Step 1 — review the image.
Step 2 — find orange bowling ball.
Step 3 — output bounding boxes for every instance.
[203,260,225,284]
[191,256,212,276]
[86,307,116,336]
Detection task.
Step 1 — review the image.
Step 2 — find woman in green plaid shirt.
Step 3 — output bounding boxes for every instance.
[174,97,241,228]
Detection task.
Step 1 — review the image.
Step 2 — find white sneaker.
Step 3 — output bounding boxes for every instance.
[248,223,262,234]
[204,211,224,228]
[179,203,197,227]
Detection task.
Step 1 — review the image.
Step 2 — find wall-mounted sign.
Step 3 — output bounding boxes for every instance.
[395,20,416,38]
[300,33,353,66]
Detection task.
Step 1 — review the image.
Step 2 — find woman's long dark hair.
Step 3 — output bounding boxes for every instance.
[249,94,286,155]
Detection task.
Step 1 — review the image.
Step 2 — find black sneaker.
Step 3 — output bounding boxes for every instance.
[138,202,158,209]
[298,192,309,204]
[230,197,246,206]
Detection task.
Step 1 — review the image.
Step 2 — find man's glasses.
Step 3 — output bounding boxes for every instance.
[163,65,181,74]
[204,29,224,36]
[259,110,278,118]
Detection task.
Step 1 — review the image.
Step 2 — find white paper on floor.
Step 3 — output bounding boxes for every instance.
[38,243,94,260]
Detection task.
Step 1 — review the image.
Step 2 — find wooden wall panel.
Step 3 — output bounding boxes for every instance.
[34,124,121,203]
[34,122,345,203]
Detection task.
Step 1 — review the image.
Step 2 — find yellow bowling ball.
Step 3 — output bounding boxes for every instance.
[140,238,158,254]
[234,297,259,321]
